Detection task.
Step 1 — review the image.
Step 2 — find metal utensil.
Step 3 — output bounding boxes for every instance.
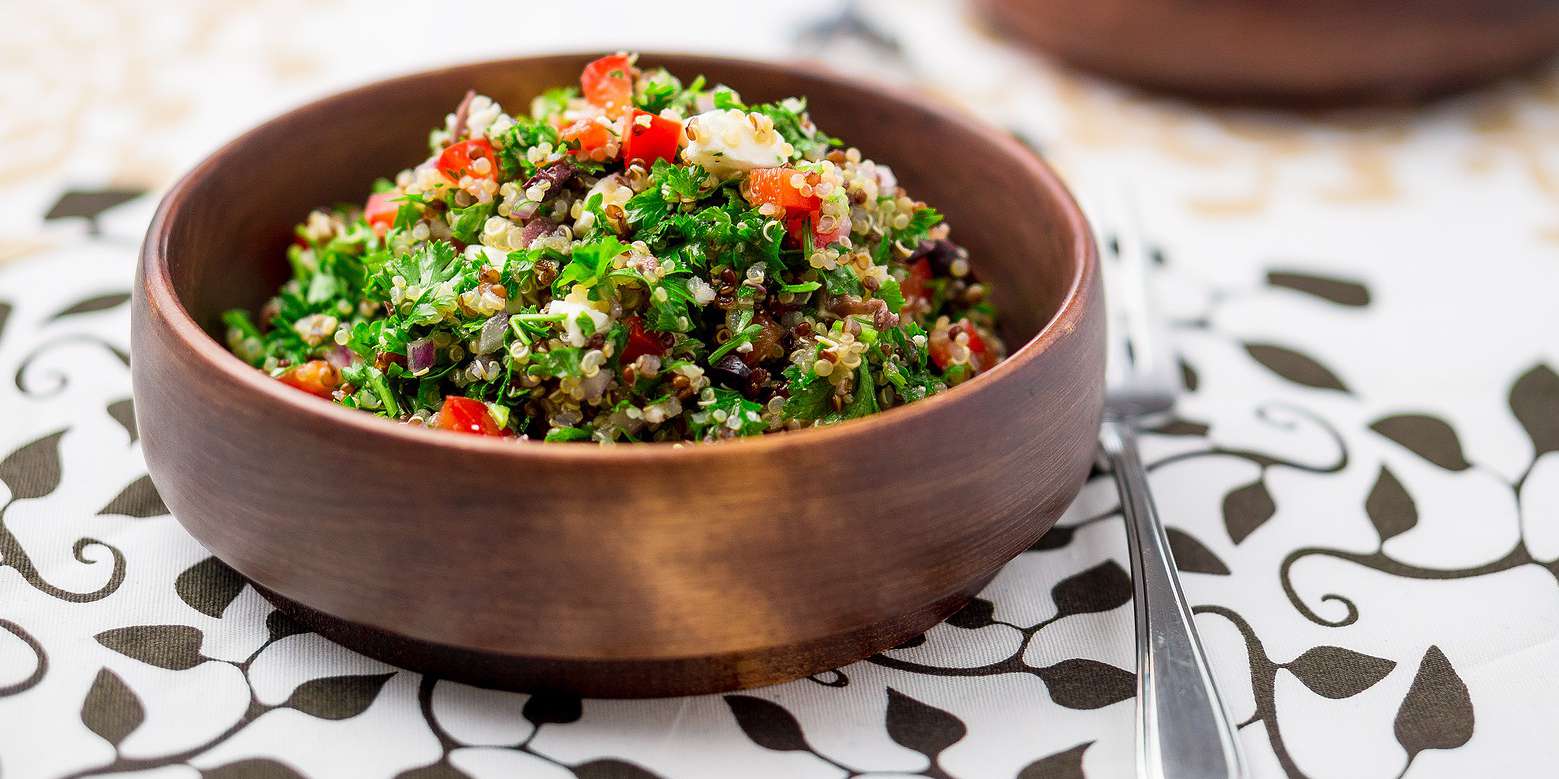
[1095,189,1245,779]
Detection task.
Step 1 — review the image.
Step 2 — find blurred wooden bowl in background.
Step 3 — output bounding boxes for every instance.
[977,0,1559,103]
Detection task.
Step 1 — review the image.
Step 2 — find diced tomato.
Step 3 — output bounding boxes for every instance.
[781,213,846,248]
[561,118,616,160]
[619,316,667,365]
[816,219,848,247]
[901,258,932,308]
[278,360,340,398]
[436,138,497,183]
[745,167,819,212]
[745,167,848,247]
[364,192,399,236]
[580,54,638,117]
[435,396,504,436]
[621,110,682,167]
[929,319,990,373]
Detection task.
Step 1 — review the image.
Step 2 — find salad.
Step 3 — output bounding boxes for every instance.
[225,54,1004,442]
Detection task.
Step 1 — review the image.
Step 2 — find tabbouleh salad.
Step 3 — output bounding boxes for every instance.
[225,54,1004,442]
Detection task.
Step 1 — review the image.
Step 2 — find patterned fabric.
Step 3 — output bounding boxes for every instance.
[3,2,1557,777]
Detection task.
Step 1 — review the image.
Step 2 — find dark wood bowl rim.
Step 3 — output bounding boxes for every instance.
[140,51,1097,463]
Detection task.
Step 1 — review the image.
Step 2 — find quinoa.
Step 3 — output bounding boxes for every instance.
[224,53,1006,443]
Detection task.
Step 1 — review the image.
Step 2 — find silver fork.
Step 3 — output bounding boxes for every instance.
[1094,188,1245,779]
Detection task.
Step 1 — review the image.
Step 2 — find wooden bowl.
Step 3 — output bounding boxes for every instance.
[132,53,1103,697]
[977,0,1559,103]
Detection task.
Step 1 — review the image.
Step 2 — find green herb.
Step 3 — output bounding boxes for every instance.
[688,388,765,439]
[553,235,625,293]
[545,426,593,442]
[877,277,905,314]
[779,280,821,294]
[782,364,833,422]
[343,363,400,416]
[708,323,762,363]
[893,206,943,246]
[823,265,863,296]
[531,86,576,120]
[449,200,494,244]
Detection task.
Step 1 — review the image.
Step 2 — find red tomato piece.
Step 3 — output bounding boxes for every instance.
[964,324,990,372]
[278,360,340,398]
[619,316,667,365]
[746,168,847,248]
[901,258,932,307]
[621,110,682,167]
[561,118,616,160]
[781,213,846,247]
[436,139,497,183]
[744,167,820,212]
[580,54,638,117]
[929,319,989,373]
[435,396,504,436]
[364,192,398,236]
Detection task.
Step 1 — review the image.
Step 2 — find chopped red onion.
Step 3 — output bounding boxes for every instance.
[325,345,358,369]
[407,338,436,373]
[522,160,578,193]
[477,314,509,355]
[520,217,557,247]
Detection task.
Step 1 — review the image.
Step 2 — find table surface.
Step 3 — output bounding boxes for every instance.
[2,2,1557,778]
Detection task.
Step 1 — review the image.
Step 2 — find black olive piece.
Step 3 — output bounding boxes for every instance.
[908,238,966,276]
[708,353,752,389]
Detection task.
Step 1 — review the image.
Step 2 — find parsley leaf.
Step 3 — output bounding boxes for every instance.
[553,235,625,293]
[449,200,494,244]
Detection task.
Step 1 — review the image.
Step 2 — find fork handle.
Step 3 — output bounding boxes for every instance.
[1099,420,1245,779]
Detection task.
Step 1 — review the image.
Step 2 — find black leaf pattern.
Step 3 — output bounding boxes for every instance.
[884,687,966,759]
[81,668,143,748]
[202,758,309,779]
[1285,646,1396,699]
[266,609,308,641]
[394,763,468,779]
[724,694,811,752]
[48,292,131,321]
[0,429,66,502]
[1165,528,1230,575]
[0,619,46,697]
[1150,419,1210,437]
[1179,357,1200,392]
[1394,646,1474,763]
[287,672,394,720]
[1017,741,1092,779]
[176,557,245,618]
[1370,414,1472,471]
[97,475,169,518]
[523,691,582,725]
[1030,524,1073,551]
[1365,466,1417,543]
[1051,561,1132,618]
[945,597,996,629]
[1510,364,1559,457]
[1035,659,1135,710]
[1223,478,1276,544]
[44,189,143,230]
[573,759,665,779]
[95,625,205,670]
[107,398,137,443]
[1266,270,1371,307]
[1244,342,1350,393]
[0,301,10,348]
